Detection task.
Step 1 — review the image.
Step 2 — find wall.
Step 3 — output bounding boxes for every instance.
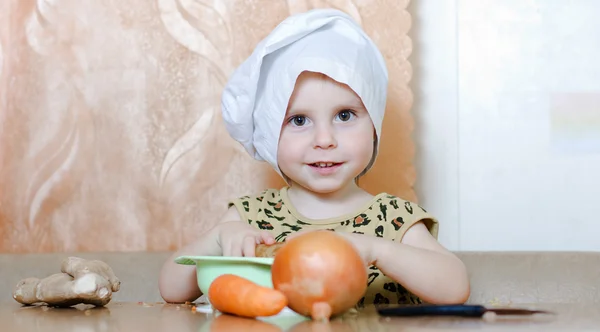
[410,0,600,252]
[0,0,417,253]
[5,0,597,253]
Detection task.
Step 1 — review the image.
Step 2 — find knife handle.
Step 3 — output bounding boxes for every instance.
[377,304,487,317]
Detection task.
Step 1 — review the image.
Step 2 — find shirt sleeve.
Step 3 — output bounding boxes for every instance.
[381,197,439,242]
[227,189,277,228]
[227,191,266,225]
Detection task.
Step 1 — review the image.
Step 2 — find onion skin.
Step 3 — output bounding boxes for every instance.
[271,231,367,321]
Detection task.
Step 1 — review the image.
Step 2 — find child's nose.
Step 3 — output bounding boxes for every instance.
[312,124,337,149]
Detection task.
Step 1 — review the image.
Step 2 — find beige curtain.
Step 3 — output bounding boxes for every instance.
[0,0,415,253]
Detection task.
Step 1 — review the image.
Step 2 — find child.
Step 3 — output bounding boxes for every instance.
[159,8,470,307]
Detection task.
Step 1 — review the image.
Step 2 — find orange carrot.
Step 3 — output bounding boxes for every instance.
[208,274,288,318]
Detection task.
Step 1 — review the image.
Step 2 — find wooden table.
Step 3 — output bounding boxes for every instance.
[1,302,599,331]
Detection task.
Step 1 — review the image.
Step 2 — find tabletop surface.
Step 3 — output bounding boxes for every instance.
[1,302,599,331]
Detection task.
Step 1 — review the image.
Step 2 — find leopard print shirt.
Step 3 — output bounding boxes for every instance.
[228,187,440,307]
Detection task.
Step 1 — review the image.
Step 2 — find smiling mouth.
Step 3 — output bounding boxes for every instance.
[309,162,342,168]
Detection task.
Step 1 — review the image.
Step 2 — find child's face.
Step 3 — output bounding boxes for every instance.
[277,71,375,193]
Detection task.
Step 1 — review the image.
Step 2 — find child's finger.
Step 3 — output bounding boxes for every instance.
[222,241,231,256]
[259,232,275,245]
[224,240,239,257]
[242,236,257,257]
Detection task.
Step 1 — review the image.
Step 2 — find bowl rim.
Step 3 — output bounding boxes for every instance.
[174,255,274,266]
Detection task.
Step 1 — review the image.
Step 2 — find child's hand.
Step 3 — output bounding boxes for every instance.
[216,221,275,257]
[287,230,376,266]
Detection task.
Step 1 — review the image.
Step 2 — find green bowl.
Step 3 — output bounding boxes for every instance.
[174,256,275,296]
[175,255,309,324]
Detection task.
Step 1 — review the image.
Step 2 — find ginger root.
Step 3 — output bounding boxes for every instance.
[13,257,120,307]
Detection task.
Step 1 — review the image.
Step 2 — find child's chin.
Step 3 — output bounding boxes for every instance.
[303,180,346,194]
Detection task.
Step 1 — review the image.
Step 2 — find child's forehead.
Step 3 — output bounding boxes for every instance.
[287,72,365,110]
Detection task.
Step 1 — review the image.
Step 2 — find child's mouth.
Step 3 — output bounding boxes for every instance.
[309,162,342,168]
[307,162,343,175]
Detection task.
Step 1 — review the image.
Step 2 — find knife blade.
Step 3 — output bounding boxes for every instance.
[377,304,553,317]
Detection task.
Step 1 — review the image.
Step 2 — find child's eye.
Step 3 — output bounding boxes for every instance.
[289,115,307,126]
[336,110,356,122]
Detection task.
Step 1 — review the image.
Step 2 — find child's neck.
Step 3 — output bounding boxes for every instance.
[286,181,373,220]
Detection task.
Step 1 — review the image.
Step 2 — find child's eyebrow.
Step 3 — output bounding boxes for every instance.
[285,107,307,114]
[286,99,366,114]
[338,100,366,110]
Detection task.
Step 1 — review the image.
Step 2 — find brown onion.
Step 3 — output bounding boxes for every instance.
[271,230,367,321]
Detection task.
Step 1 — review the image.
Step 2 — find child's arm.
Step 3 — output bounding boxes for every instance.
[370,221,470,304]
[158,206,239,303]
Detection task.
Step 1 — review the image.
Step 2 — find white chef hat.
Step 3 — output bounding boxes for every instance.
[221,8,388,178]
